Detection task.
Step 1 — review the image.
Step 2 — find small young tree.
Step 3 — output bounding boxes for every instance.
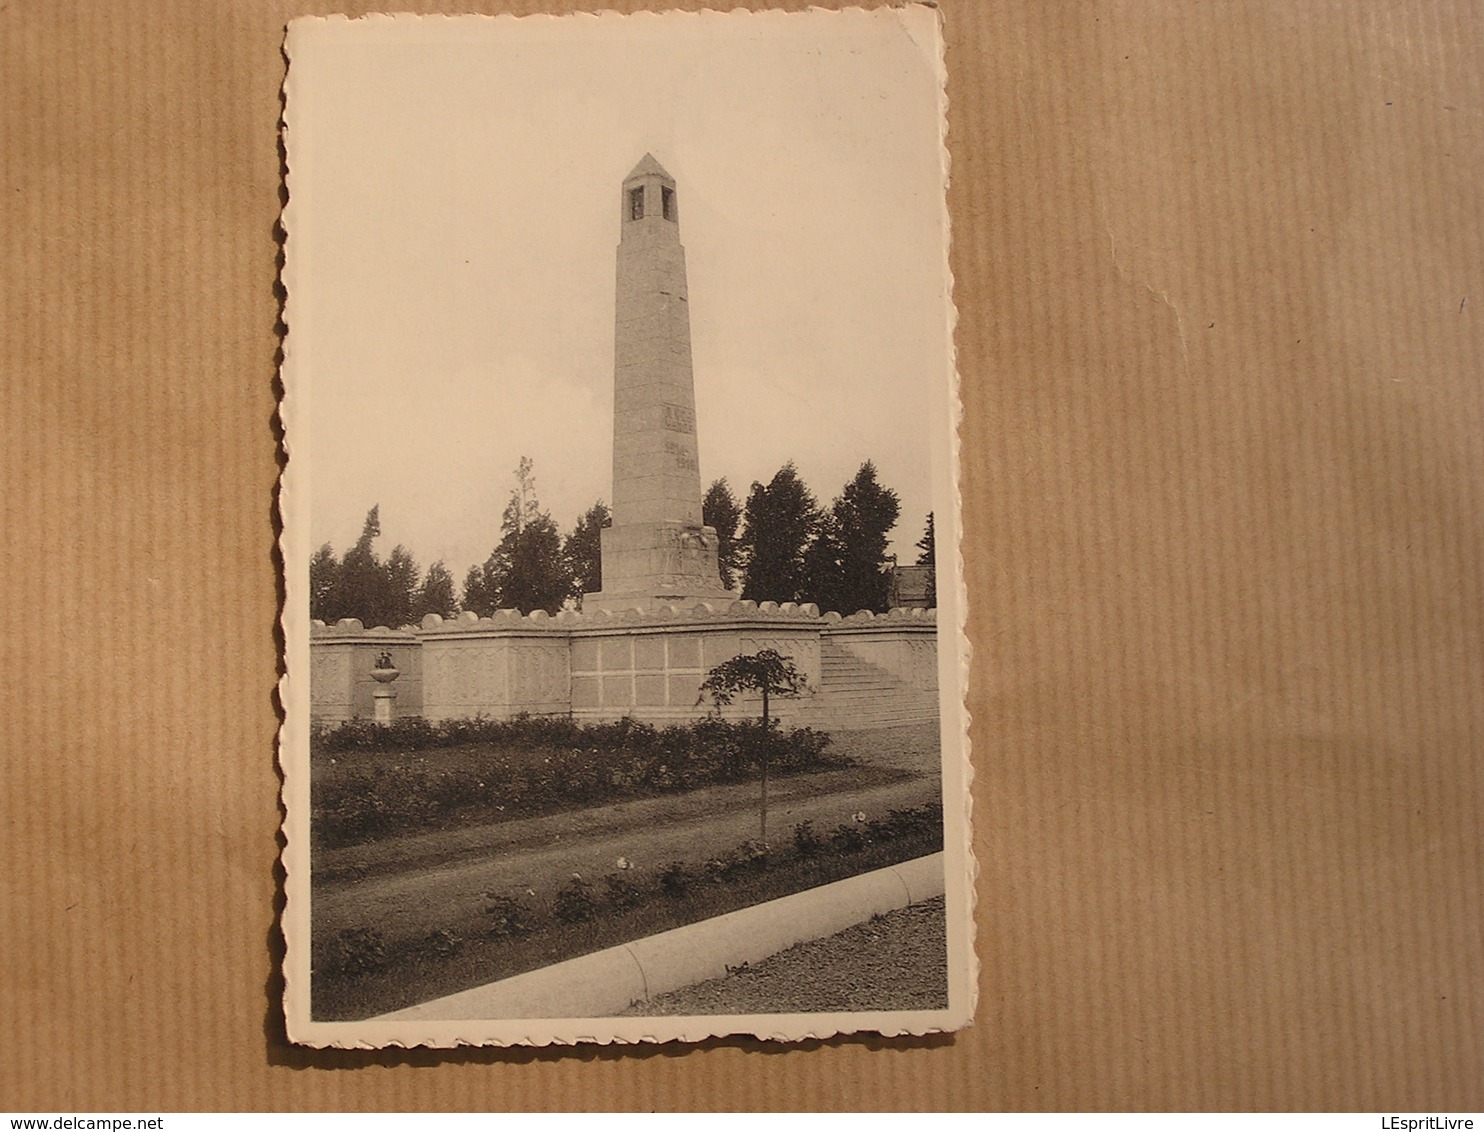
[697,649,808,844]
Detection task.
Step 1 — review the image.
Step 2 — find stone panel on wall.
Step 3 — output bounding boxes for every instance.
[601,674,633,707]
[310,646,353,723]
[511,642,568,707]
[667,635,700,669]
[599,638,632,671]
[668,673,702,707]
[571,675,600,710]
[701,632,741,669]
[633,637,665,670]
[571,638,600,673]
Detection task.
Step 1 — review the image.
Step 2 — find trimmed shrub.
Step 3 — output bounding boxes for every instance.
[601,872,644,912]
[484,893,534,939]
[830,823,869,853]
[792,819,823,858]
[704,840,770,883]
[658,860,697,899]
[553,876,598,924]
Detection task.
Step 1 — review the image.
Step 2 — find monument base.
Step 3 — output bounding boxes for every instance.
[583,586,738,614]
[586,520,735,613]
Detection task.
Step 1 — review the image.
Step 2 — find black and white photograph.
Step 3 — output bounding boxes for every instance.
[280,6,973,1047]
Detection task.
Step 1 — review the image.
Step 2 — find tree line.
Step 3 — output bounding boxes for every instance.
[309,456,935,627]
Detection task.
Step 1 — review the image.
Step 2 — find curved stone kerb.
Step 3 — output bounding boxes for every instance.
[372,853,946,1023]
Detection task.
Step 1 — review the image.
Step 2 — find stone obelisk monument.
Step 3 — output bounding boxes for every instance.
[586,154,733,613]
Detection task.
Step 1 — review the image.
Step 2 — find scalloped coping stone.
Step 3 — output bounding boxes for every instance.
[376,853,945,1022]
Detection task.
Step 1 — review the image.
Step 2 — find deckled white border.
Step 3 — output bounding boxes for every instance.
[277,4,974,1049]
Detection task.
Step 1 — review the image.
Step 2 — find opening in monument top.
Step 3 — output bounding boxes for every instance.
[629,186,645,220]
[661,185,675,221]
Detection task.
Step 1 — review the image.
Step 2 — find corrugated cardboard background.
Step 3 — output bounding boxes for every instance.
[3,0,1480,1111]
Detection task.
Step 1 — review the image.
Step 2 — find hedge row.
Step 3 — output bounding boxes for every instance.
[312,716,843,849]
[314,713,763,755]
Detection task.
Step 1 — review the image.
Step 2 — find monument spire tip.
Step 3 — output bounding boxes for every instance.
[626,152,671,181]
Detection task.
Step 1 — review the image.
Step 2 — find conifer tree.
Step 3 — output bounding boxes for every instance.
[702,478,743,590]
[807,461,900,615]
[739,462,821,604]
[309,543,338,623]
[335,506,385,625]
[916,512,936,567]
[462,562,496,618]
[916,511,937,608]
[382,545,420,629]
[563,500,610,605]
[413,560,457,621]
[471,458,572,615]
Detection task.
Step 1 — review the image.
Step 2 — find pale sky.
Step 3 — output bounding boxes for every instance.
[288,9,953,584]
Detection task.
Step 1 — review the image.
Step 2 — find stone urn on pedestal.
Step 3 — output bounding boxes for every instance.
[370,650,400,725]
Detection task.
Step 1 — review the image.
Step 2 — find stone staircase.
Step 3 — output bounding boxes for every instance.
[803,637,939,730]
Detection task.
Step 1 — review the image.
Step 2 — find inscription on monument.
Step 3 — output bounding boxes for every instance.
[664,438,698,471]
[662,403,695,432]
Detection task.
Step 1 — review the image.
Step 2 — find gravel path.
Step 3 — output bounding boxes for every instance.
[628,896,948,1016]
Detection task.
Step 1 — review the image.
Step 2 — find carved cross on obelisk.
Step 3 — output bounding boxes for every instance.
[585,154,733,613]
